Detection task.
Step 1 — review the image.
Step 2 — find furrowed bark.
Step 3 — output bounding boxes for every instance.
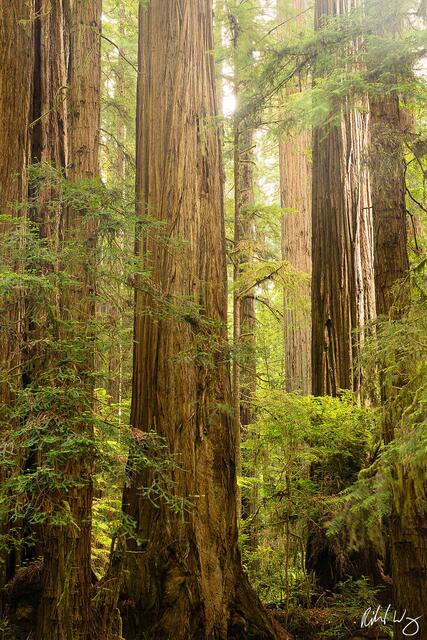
[120,2,276,638]
[280,130,312,394]
[370,93,409,326]
[311,0,375,398]
[309,0,377,591]
[231,9,258,541]
[0,0,35,597]
[34,1,101,638]
[26,0,68,429]
[368,14,427,633]
[15,0,69,588]
[279,0,312,395]
[234,121,258,539]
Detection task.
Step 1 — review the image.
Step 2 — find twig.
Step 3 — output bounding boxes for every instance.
[406,186,427,214]
[100,34,138,72]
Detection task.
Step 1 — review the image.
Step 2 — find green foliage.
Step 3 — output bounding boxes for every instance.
[239,0,427,138]
[101,0,138,184]
[329,277,427,552]
[0,163,138,572]
[240,391,376,604]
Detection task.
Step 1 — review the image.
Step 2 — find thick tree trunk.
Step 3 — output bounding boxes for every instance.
[309,0,377,591]
[311,102,375,396]
[120,2,276,639]
[31,0,68,173]
[4,2,72,634]
[312,0,375,398]
[12,0,70,584]
[370,94,410,326]
[279,0,312,396]
[0,0,35,596]
[369,87,427,640]
[390,474,427,640]
[34,1,101,638]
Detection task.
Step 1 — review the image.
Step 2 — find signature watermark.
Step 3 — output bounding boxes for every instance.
[361,604,422,637]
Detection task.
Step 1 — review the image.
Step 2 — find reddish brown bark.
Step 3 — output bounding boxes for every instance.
[24,0,68,417]
[233,121,257,486]
[0,0,35,594]
[369,66,427,640]
[312,0,375,397]
[33,1,101,638]
[309,0,377,591]
[280,129,312,394]
[279,0,312,396]
[370,94,410,328]
[230,11,258,537]
[31,0,68,173]
[120,2,276,638]
[0,3,34,422]
[234,122,258,534]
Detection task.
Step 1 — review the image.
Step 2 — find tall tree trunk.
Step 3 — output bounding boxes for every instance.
[120,2,276,639]
[234,122,258,537]
[279,0,312,395]
[0,0,35,596]
[369,40,427,640]
[370,94,409,327]
[31,0,68,172]
[231,10,258,537]
[34,1,101,638]
[309,0,376,590]
[280,131,311,394]
[15,0,69,577]
[106,6,128,406]
[311,0,375,398]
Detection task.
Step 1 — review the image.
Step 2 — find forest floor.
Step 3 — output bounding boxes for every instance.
[270,606,391,639]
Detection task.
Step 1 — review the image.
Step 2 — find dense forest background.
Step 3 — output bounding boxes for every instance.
[0,1,426,639]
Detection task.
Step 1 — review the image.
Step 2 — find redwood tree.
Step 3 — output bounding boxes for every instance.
[32,1,102,638]
[309,0,376,589]
[368,1,427,633]
[121,2,275,638]
[230,6,258,537]
[311,0,375,398]
[371,92,427,639]
[279,0,312,395]
[0,0,35,593]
